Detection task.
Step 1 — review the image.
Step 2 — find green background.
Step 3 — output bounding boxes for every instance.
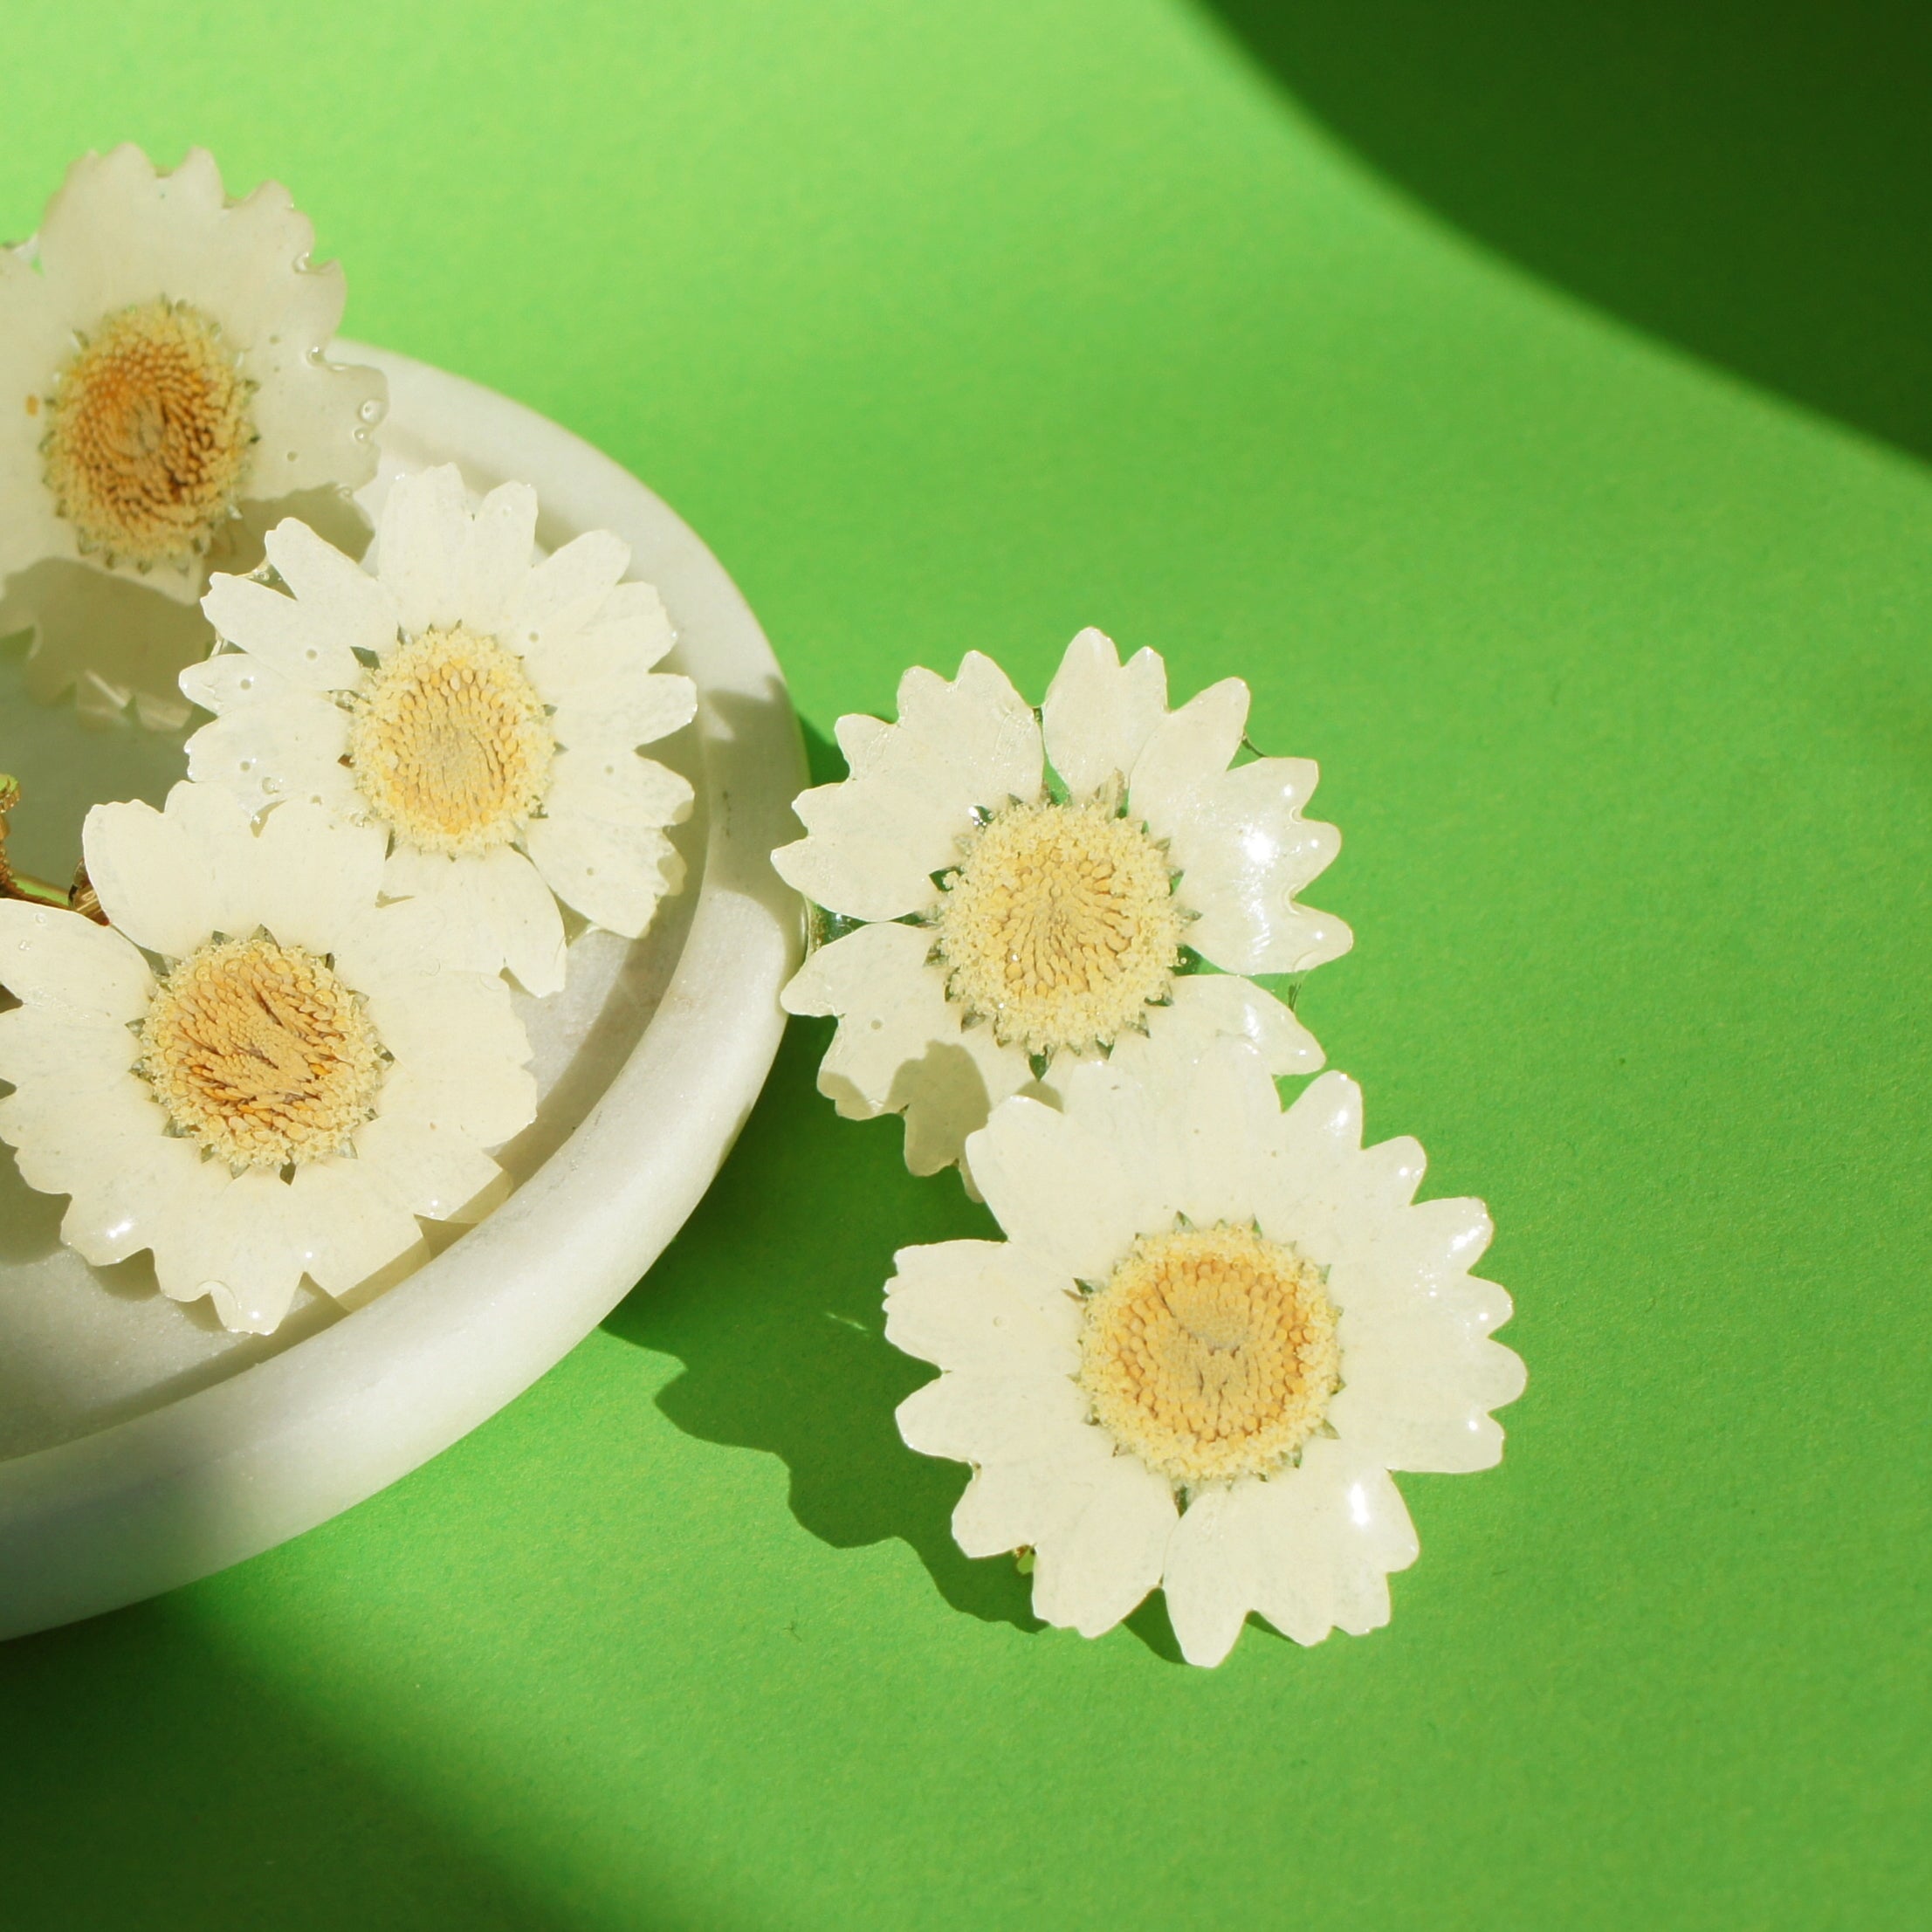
[3,2,1928,1925]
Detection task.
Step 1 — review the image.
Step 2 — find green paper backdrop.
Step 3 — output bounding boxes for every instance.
[2,3,1927,1926]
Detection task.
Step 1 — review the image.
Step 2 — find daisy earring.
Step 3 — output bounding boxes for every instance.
[181,463,699,997]
[0,782,536,1337]
[773,629,1351,1181]
[884,1038,1525,1667]
[0,146,384,727]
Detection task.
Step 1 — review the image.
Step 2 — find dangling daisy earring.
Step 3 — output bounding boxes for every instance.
[773,628,1351,1182]
[884,1041,1525,1667]
[773,625,1525,1663]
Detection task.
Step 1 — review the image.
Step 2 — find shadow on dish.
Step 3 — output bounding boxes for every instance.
[0,485,372,745]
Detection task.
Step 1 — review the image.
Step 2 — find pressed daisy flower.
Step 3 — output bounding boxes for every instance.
[0,146,383,719]
[886,1040,1524,1666]
[182,463,698,995]
[773,629,1350,1177]
[0,782,536,1335]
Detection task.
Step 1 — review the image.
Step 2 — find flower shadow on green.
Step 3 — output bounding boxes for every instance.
[602,1008,1049,1634]
[600,721,1182,1657]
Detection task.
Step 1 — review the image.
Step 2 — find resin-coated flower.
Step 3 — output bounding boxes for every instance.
[182,464,698,995]
[0,783,536,1335]
[775,629,1350,1176]
[0,147,382,606]
[886,1041,1524,1665]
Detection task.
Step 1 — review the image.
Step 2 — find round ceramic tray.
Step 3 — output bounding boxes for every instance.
[0,344,804,1640]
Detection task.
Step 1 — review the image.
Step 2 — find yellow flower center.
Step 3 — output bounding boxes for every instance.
[41,298,254,568]
[933,798,1184,1058]
[1078,1225,1340,1488]
[138,936,385,1172]
[347,624,554,856]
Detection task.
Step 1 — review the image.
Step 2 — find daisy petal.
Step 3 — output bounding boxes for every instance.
[81,796,223,959]
[1041,628,1168,798]
[896,1371,1092,1466]
[153,1165,306,1335]
[0,1007,135,1092]
[773,653,1044,921]
[376,464,471,636]
[1159,1483,1274,1666]
[524,815,684,938]
[574,578,677,673]
[1027,1434,1178,1640]
[883,1239,1082,1378]
[1125,676,1249,808]
[968,1094,1146,1284]
[835,713,889,767]
[544,748,694,828]
[457,481,538,633]
[1172,1443,1419,1656]
[61,1132,210,1267]
[250,802,387,953]
[182,690,354,817]
[520,582,677,699]
[0,901,152,1021]
[365,971,531,1080]
[3,1076,165,1198]
[286,1158,425,1298]
[1268,1069,1365,1207]
[1379,1193,1494,1275]
[1168,760,1350,975]
[1111,970,1324,1083]
[1303,1446,1422,1635]
[332,893,498,987]
[179,646,295,714]
[351,1110,503,1220]
[552,673,698,755]
[506,529,631,655]
[1330,1307,1525,1475]
[201,570,364,690]
[1120,677,1348,973]
[262,516,399,657]
[380,1051,536,1151]
[952,1457,1067,1559]
[464,845,570,999]
[781,922,1033,1175]
[1132,1034,1289,1234]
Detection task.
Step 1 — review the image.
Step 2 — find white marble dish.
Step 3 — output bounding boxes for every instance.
[0,345,804,1639]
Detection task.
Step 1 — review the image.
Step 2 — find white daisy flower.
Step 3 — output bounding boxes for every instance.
[773,629,1351,1177]
[0,146,382,603]
[0,782,537,1336]
[886,1040,1524,1666]
[181,464,698,996]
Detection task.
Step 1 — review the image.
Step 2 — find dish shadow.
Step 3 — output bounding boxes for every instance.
[0,1599,581,1931]
[1196,0,1932,464]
